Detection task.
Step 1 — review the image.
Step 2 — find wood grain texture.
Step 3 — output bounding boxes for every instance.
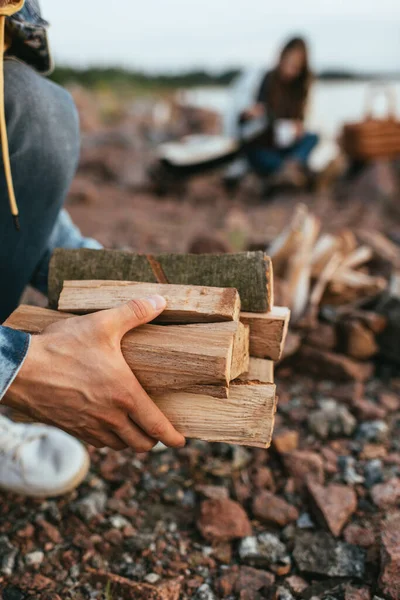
[240,307,291,361]
[153,383,277,448]
[58,280,241,324]
[48,249,273,313]
[4,306,249,392]
[11,382,277,448]
[239,358,274,384]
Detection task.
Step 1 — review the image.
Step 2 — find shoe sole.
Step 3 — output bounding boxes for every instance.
[0,447,91,498]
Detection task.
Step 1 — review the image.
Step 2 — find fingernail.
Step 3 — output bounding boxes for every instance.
[146,295,167,311]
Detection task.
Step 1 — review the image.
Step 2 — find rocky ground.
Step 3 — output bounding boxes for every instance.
[1,88,400,599]
[1,374,400,600]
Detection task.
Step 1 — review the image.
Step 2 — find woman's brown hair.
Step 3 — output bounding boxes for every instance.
[267,36,312,120]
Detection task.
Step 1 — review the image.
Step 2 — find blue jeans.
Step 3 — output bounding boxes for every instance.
[0,58,100,323]
[247,132,319,176]
[0,59,101,400]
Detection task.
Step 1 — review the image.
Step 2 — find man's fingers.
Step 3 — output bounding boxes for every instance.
[82,430,128,451]
[126,381,186,449]
[100,296,167,339]
[114,418,157,453]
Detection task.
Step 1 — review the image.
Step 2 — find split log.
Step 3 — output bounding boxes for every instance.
[239,358,274,384]
[4,306,250,393]
[311,234,341,276]
[285,212,320,323]
[356,229,400,269]
[240,308,290,361]
[307,252,343,322]
[12,382,277,448]
[338,320,379,361]
[336,246,373,272]
[330,269,387,296]
[58,280,241,324]
[48,249,273,313]
[268,203,308,275]
[153,382,277,448]
[295,345,374,382]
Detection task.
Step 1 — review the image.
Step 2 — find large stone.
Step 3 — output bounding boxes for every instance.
[371,478,400,509]
[380,513,400,600]
[239,533,290,571]
[344,524,376,548]
[194,584,217,600]
[0,536,17,576]
[197,499,252,542]
[283,451,324,489]
[293,532,366,578]
[308,481,358,537]
[308,400,356,439]
[234,567,275,595]
[252,491,299,527]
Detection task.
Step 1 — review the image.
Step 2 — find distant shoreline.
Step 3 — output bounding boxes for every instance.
[50,66,400,90]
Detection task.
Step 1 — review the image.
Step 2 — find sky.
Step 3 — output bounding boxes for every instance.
[41,0,400,73]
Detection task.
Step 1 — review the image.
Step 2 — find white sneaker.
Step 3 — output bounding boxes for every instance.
[0,415,90,497]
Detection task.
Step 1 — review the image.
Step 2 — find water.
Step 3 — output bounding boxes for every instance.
[183,80,400,139]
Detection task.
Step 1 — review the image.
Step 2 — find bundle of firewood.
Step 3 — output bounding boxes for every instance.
[270,204,400,380]
[5,250,291,448]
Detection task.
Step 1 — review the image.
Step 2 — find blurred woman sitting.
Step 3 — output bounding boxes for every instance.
[243,37,319,189]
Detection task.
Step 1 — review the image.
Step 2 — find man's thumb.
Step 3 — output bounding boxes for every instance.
[103,295,167,337]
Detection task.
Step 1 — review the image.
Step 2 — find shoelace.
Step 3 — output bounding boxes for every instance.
[0,0,25,231]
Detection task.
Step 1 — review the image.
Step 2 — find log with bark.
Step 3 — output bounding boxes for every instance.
[4,305,250,395]
[48,249,273,313]
[58,280,241,324]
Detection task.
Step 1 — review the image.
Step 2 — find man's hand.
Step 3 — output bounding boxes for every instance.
[4,296,186,452]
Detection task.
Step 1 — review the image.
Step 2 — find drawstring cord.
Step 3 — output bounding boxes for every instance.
[0,14,19,229]
[0,0,25,231]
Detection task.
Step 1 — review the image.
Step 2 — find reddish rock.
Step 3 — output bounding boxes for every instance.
[273,429,299,454]
[344,524,376,548]
[195,485,229,500]
[212,541,232,564]
[321,447,339,474]
[36,519,62,544]
[308,481,357,537]
[197,499,252,542]
[344,584,371,600]
[380,513,400,600]
[371,478,400,509]
[285,575,308,595]
[217,567,239,597]
[235,566,275,595]
[283,451,324,489]
[104,529,124,545]
[354,399,386,420]
[87,568,182,600]
[250,466,276,491]
[252,491,299,527]
[379,392,400,412]
[360,444,387,460]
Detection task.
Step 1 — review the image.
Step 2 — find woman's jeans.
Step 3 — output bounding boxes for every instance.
[0,59,100,323]
[247,132,319,176]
